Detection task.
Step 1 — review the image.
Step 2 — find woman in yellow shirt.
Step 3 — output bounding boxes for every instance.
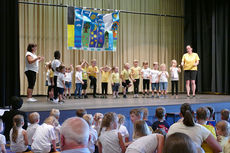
[100,65,111,98]
[181,45,200,97]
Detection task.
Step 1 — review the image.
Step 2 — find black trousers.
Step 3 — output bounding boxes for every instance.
[54,76,58,99]
[133,79,140,94]
[89,76,97,96]
[101,83,108,95]
[171,80,178,95]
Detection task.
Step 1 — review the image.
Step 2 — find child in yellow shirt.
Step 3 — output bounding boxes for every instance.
[87,59,99,98]
[100,65,111,98]
[121,63,132,98]
[111,67,120,98]
[131,60,141,98]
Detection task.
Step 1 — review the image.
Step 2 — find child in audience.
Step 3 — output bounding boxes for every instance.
[10,115,29,153]
[150,62,160,98]
[142,107,152,126]
[133,120,151,140]
[98,112,126,153]
[32,116,57,153]
[50,109,61,145]
[64,65,73,99]
[75,65,83,99]
[152,107,170,133]
[206,106,216,127]
[170,59,181,98]
[57,65,66,103]
[83,114,98,153]
[141,61,151,98]
[118,114,129,143]
[121,63,132,98]
[221,109,229,121]
[196,107,216,153]
[27,112,40,146]
[74,65,84,99]
[100,65,112,98]
[158,63,169,98]
[0,119,6,153]
[131,60,141,98]
[81,60,89,98]
[130,108,143,124]
[216,120,230,153]
[87,59,99,98]
[76,109,87,118]
[111,67,120,98]
[92,113,104,134]
[46,61,54,101]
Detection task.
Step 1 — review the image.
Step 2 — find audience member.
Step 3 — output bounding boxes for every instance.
[76,109,87,118]
[0,119,6,153]
[27,112,40,146]
[118,114,129,143]
[92,113,104,134]
[141,108,152,126]
[205,106,216,127]
[220,109,229,121]
[216,120,230,153]
[152,107,170,133]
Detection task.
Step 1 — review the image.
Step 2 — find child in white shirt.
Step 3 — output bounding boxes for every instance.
[10,115,29,153]
[118,114,129,143]
[64,65,73,99]
[98,112,126,153]
[74,65,84,99]
[170,59,181,98]
[57,65,66,103]
[83,114,98,153]
[141,61,151,98]
[0,119,6,153]
[32,116,57,153]
[150,62,160,98]
[49,109,61,146]
[216,120,230,153]
[27,112,40,146]
[158,63,169,98]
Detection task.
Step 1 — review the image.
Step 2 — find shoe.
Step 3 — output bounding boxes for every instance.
[100,95,104,98]
[136,94,139,98]
[84,95,88,98]
[74,96,78,99]
[93,95,98,98]
[31,98,37,101]
[69,96,72,99]
[156,95,159,98]
[79,96,83,99]
[27,98,37,102]
[151,95,154,98]
[49,98,54,101]
[142,95,145,98]
[192,95,196,98]
[51,99,58,104]
[113,95,116,98]
[123,95,127,98]
[160,95,164,98]
[59,100,64,104]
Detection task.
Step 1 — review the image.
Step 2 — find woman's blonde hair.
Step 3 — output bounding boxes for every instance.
[29,112,40,124]
[98,112,117,137]
[12,115,24,143]
[133,120,149,139]
[50,109,60,119]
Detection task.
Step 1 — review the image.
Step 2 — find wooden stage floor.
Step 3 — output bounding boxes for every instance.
[21,94,230,112]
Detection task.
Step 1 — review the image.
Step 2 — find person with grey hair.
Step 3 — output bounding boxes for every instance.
[60,117,90,153]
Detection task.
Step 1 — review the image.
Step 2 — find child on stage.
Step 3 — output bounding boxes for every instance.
[45,61,54,101]
[141,61,151,98]
[74,65,84,99]
[57,65,66,103]
[150,62,160,98]
[170,60,181,98]
[158,63,169,98]
[100,65,111,98]
[131,60,141,98]
[81,60,89,98]
[87,59,99,98]
[111,67,120,98]
[64,65,73,99]
[121,63,132,98]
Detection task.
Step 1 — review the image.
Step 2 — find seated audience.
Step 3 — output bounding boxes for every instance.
[2,96,28,141]
[220,109,229,121]
[27,112,40,146]
[118,114,129,143]
[152,107,170,133]
[164,132,201,153]
[10,115,29,153]
[126,120,164,153]
[0,119,6,153]
[60,117,90,153]
[83,114,98,153]
[32,116,57,153]
[98,112,126,153]
[216,120,230,153]
[205,106,216,127]
[167,103,222,153]
[92,113,104,134]
[141,108,152,126]
[130,108,143,124]
[196,107,216,153]
[50,109,61,145]
[76,109,87,118]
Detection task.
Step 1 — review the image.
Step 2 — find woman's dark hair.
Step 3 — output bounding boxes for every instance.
[163,132,197,153]
[10,96,23,110]
[54,50,60,59]
[180,103,195,127]
[27,43,37,52]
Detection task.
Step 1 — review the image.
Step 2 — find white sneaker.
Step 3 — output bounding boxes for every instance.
[31,98,37,101]
[27,98,36,102]
[51,99,58,104]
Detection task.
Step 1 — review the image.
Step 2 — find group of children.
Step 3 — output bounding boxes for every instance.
[45,57,182,103]
[0,106,229,153]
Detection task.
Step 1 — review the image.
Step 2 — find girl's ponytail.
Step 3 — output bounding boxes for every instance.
[12,115,24,143]
[183,110,195,127]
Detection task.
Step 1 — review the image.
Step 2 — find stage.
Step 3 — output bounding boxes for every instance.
[21,94,230,112]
